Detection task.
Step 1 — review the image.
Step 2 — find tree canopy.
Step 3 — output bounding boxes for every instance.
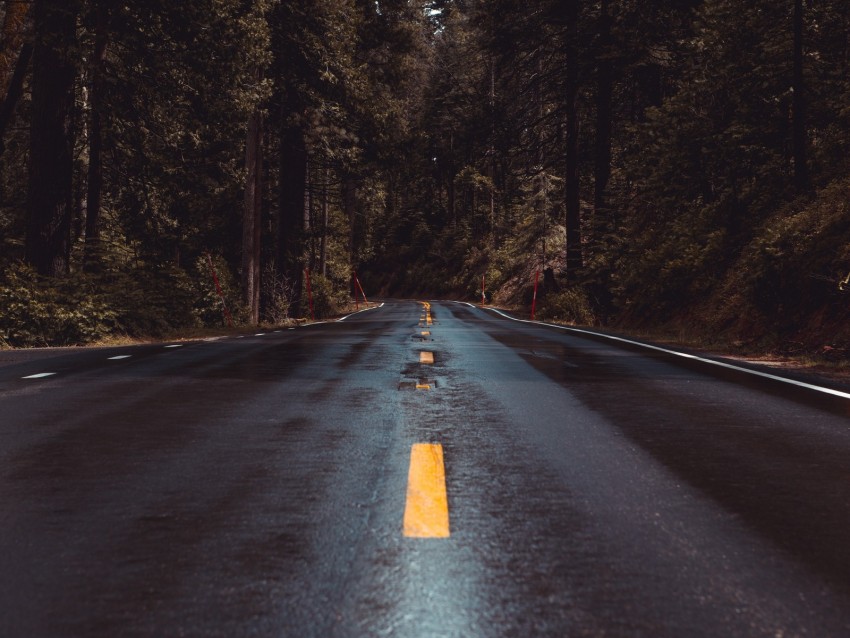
[2,0,850,355]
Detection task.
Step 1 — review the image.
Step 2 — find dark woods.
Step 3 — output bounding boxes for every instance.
[2,1,850,352]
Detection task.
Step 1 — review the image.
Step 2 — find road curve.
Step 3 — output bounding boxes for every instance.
[1,299,849,637]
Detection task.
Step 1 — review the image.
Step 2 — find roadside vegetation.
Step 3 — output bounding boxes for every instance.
[2,1,849,365]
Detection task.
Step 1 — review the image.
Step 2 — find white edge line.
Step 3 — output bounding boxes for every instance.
[338,302,385,322]
[22,372,56,379]
[485,307,850,401]
[108,355,132,360]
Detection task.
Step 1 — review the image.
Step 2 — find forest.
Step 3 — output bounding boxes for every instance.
[2,0,850,360]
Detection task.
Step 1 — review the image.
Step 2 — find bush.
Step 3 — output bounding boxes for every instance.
[262,262,298,324]
[109,266,199,336]
[307,273,349,319]
[0,263,118,347]
[193,254,245,327]
[535,288,596,325]
[0,259,227,347]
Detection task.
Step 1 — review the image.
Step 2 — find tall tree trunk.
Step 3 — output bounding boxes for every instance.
[0,0,32,156]
[253,113,262,322]
[792,0,808,194]
[0,0,31,97]
[242,108,263,324]
[563,0,582,280]
[488,58,496,244]
[535,52,547,266]
[83,1,108,272]
[278,108,306,314]
[594,0,612,221]
[25,0,80,277]
[304,158,315,272]
[319,167,328,277]
[0,41,32,156]
[448,132,456,227]
[343,174,356,266]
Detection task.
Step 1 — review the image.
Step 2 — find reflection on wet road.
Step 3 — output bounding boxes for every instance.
[2,300,850,636]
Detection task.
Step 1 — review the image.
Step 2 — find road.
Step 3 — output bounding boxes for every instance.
[2,299,850,637]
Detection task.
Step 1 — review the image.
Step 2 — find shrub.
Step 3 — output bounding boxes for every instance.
[0,263,118,347]
[307,273,349,319]
[536,288,596,325]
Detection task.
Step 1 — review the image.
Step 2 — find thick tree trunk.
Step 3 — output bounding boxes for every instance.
[319,167,328,277]
[304,159,316,272]
[343,174,357,266]
[792,0,808,194]
[0,0,31,97]
[253,115,262,322]
[278,111,306,314]
[0,40,32,156]
[25,0,80,277]
[242,108,263,324]
[594,0,612,221]
[563,0,582,280]
[0,0,32,156]
[83,2,108,272]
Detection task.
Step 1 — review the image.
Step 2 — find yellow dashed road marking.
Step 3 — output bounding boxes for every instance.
[404,443,450,538]
[420,351,434,364]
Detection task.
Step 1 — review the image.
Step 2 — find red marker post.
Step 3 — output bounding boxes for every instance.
[351,270,369,310]
[353,271,368,305]
[530,269,540,321]
[352,271,368,309]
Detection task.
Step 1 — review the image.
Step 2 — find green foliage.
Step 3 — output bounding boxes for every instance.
[105,266,199,337]
[261,262,298,324]
[0,257,246,347]
[193,253,244,328]
[0,263,117,347]
[535,288,596,326]
[307,273,349,319]
[4,0,850,357]
[708,176,850,347]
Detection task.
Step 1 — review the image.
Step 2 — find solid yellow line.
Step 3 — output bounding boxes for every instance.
[403,443,450,538]
[420,351,434,364]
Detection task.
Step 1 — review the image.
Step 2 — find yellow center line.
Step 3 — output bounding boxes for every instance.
[403,443,450,538]
[420,351,434,364]
[421,331,430,336]
[415,383,431,390]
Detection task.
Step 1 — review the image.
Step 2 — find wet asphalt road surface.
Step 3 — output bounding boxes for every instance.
[2,299,850,637]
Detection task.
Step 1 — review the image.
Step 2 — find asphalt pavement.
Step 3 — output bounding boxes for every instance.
[2,299,850,637]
